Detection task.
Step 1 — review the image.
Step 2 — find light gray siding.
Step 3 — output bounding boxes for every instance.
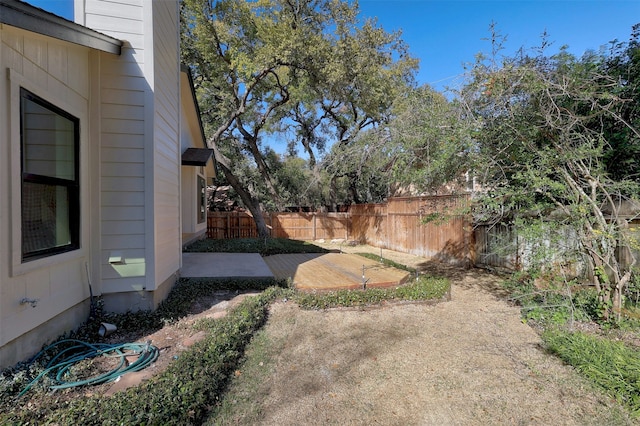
[152,0,181,283]
[81,0,149,298]
[0,26,93,366]
[80,0,182,302]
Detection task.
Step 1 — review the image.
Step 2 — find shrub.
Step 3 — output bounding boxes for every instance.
[543,329,640,417]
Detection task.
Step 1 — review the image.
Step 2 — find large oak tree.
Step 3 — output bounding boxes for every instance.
[181,0,416,233]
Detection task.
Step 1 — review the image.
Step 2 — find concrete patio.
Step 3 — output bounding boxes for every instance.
[181,252,410,291]
[181,253,274,279]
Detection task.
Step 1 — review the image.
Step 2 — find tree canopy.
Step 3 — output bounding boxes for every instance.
[181,0,417,233]
[454,25,639,320]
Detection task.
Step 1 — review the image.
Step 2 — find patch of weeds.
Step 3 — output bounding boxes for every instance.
[184,238,329,256]
[502,272,598,328]
[621,268,640,330]
[502,270,537,296]
[294,275,450,309]
[354,252,416,272]
[543,329,640,418]
[572,288,601,321]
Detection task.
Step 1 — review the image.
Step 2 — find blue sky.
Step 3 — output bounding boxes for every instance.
[29,0,639,93]
[357,0,640,92]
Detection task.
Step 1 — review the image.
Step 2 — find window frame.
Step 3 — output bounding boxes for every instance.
[197,174,206,224]
[20,88,81,262]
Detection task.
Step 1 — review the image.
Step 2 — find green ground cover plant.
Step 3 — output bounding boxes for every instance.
[184,237,329,256]
[294,274,450,309]
[543,329,640,417]
[0,283,289,425]
[355,252,417,272]
[502,270,640,419]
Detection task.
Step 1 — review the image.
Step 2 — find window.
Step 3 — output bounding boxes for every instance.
[20,88,80,261]
[198,175,206,224]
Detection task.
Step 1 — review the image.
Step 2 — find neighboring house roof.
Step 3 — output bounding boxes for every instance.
[0,0,122,54]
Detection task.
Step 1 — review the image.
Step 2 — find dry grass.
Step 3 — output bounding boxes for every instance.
[208,243,633,425]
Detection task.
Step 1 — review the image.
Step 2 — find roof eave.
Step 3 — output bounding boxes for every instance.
[182,148,214,167]
[180,64,208,148]
[0,0,122,55]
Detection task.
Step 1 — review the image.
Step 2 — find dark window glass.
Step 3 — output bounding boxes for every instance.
[198,175,206,224]
[21,88,80,261]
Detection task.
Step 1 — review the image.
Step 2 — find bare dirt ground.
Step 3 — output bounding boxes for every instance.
[213,242,633,425]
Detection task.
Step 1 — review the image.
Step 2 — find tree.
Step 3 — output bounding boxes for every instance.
[385,85,474,195]
[181,0,417,232]
[459,27,639,321]
[271,154,326,209]
[313,11,417,208]
[181,0,301,235]
[320,84,474,205]
[601,23,640,182]
[321,127,393,205]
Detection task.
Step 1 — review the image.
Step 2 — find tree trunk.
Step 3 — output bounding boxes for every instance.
[348,172,362,204]
[328,175,338,212]
[243,134,285,211]
[212,144,271,238]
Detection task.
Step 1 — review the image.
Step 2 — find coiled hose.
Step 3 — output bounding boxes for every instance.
[19,339,159,397]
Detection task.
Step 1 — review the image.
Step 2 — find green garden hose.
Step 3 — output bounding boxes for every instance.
[19,339,159,397]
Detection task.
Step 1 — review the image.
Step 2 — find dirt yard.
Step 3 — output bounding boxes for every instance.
[212,243,632,425]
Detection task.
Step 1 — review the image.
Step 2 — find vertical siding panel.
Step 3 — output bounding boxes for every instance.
[153,0,181,286]
[83,0,149,294]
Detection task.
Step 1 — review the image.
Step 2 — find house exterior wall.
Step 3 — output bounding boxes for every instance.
[180,72,209,239]
[0,0,185,367]
[152,0,182,292]
[78,0,181,311]
[181,166,196,234]
[181,165,208,237]
[0,25,94,367]
[79,0,150,310]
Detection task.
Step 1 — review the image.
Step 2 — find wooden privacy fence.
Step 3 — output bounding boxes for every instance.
[350,196,472,264]
[207,195,473,265]
[206,212,350,240]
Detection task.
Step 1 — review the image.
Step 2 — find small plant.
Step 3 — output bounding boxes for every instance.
[625,268,640,307]
[294,275,450,310]
[502,269,604,328]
